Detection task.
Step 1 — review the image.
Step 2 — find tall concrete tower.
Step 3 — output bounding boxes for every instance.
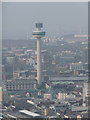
[32,23,45,85]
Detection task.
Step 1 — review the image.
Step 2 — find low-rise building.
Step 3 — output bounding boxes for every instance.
[6,78,37,91]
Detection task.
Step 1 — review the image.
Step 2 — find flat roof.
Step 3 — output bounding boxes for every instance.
[52,81,74,85]
[19,110,40,117]
[72,106,88,112]
[49,76,88,81]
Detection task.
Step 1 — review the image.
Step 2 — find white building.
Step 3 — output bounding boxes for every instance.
[44,93,52,100]
[83,82,90,107]
[70,62,84,71]
[57,92,67,101]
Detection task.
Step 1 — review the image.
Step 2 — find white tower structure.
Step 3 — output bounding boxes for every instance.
[32,23,45,85]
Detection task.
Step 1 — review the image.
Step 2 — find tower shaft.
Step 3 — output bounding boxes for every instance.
[37,39,42,85]
[32,23,45,85]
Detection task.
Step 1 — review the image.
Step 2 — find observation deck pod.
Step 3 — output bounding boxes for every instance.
[32,31,45,38]
[32,23,45,38]
[36,23,43,28]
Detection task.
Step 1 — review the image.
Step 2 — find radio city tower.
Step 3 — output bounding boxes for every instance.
[32,23,45,85]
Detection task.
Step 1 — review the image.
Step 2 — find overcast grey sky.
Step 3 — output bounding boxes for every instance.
[2,2,88,39]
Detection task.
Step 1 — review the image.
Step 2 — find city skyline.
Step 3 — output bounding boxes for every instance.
[1,2,90,119]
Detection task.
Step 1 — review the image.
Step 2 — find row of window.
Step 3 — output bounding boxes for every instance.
[6,83,36,90]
